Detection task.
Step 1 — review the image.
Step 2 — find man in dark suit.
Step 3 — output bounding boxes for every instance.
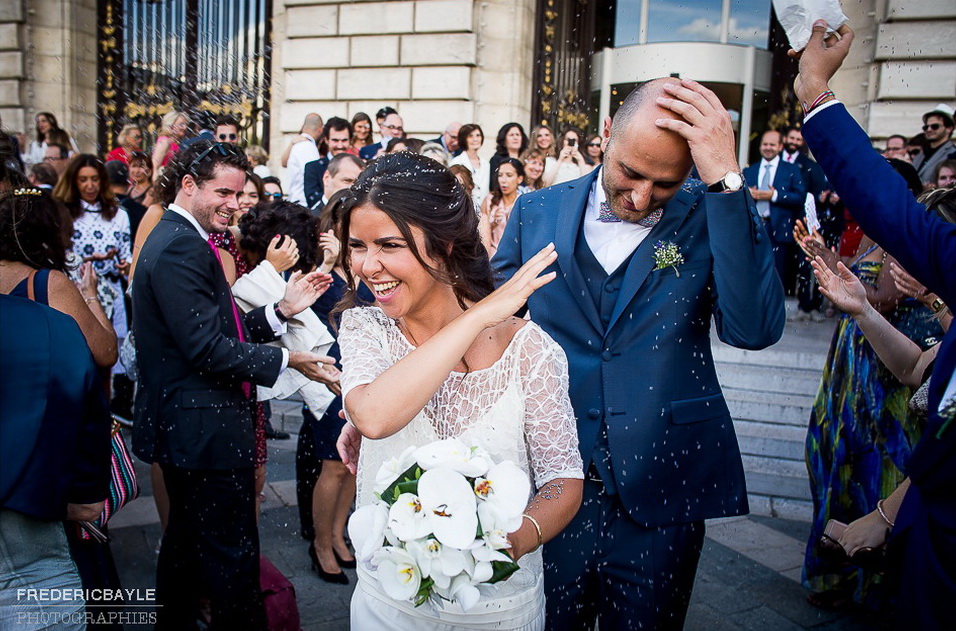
[493,78,785,630]
[743,129,806,291]
[428,121,462,157]
[306,153,364,215]
[303,117,353,208]
[795,21,956,630]
[783,126,831,319]
[359,111,404,161]
[133,140,337,630]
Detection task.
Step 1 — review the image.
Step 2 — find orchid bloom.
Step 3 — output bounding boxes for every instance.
[375,546,422,602]
[388,493,431,542]
[474,460,531,536]
[414,438,491,478]
[373,445,419,494]
[417,468,478,549]
[348,502,388,565]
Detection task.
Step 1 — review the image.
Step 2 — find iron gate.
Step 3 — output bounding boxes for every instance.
[98,0,273,153]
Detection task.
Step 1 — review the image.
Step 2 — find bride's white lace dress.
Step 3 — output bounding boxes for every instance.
[339,307,584,630]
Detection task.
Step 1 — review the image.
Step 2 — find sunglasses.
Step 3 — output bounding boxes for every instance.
[218,133,238,141]
[587,142,601,148]
[187,142,234,174]
[922,123,942,132]
[267,192,283,199]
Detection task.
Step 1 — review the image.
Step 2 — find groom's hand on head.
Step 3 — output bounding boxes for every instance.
[653,79,740,186]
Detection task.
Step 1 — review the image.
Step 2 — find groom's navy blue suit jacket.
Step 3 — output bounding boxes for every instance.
[493,168,785,527]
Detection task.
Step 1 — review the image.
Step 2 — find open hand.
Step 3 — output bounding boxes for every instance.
[318,231,341,272]
[654,79,739,186]
[472,243,557,328]
[794,218,836,269]
[279,270,332,318]
[84,247,119,263]
[788,21,855,107]
[266,234,300,273]
[812,257,867,316]
[288,351,341,394]
[888,261,927,300]
[336,419,362,475]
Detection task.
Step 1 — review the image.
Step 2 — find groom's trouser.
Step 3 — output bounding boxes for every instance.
[543,475,705,631]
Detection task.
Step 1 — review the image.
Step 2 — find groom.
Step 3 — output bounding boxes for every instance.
[492,78,785,630]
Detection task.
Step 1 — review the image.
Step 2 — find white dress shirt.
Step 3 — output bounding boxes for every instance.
[582,168,653,275]
[167,203,289,371]
[286,134,320,205]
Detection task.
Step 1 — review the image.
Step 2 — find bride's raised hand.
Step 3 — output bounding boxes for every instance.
[472,243,557,328]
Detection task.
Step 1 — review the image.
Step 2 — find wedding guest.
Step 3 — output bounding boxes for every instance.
[520,148,547,192]
[337,152,584,628]
[262,176,283,202]
[350,112,374,155]
[934,159,955,188]
[53,155,130,375]
[449,164,475,203]
[105,124,144,165]
[479,157,524,256]
[584,134,604,167]
[20,111,77,168]
[449,123,490,208]
[151,110,190,179]
[43,142,71,179]
[419,141,449,166]
[489,123,529,191]
[28,162,57,190]
[544,128,591,186]
[793,20,956,629]
[246,144,272,178]
[126,151,154,207]
[0,288,111,631]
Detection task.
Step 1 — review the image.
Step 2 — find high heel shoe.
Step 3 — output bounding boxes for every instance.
[334,548,357,569]
[308,544,349,585]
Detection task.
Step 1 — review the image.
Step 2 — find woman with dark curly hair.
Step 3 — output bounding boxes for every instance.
[489,122,529,191]
[333,152,584,628]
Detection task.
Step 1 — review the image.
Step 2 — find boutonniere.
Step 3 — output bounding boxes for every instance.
[652,241,684,277]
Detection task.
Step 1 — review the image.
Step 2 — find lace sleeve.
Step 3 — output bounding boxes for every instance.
[519,324,584,488]
[338,307,394,402]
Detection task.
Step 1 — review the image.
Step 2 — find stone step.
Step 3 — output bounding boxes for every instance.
[712,344,829,371]
[741,454,811,501]
[734,419,806,461]
[716,362,821,397]
[747,494,813,523]
[724,387,815,426]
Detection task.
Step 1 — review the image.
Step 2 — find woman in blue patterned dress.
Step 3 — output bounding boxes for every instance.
[798,225,942,610]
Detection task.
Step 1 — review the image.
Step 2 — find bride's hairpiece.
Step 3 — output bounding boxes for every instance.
[13,187,44,197]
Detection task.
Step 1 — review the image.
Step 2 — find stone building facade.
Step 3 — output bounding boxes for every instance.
[0,0,953,163]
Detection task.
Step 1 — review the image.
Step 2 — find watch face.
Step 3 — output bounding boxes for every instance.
[725,172,743,190]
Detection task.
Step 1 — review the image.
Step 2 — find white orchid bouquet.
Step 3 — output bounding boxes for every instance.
[348,438,532,611]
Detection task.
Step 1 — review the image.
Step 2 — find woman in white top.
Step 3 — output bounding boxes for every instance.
[449,124,491,209]
[543,129,591,187]
[20,111,78,168]
[335,152,584,630]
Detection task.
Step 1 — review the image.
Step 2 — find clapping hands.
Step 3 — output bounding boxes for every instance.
[318,231,341,273]
[278,270,332,319]
[794,218,838,272]
[811,256,867,317]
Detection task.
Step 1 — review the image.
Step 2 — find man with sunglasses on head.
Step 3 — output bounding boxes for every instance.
[913,104,956,189]
[132,140,338,630]
[214,115,241,146]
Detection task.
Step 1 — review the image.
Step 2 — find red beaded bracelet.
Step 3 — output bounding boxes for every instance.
[803,90,835,115]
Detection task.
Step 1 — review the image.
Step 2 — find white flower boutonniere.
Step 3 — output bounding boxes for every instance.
[652,241,684,277]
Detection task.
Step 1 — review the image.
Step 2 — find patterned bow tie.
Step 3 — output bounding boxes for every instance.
[598,201,662,228]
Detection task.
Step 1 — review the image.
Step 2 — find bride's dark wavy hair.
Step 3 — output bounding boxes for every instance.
[333,152,495,315]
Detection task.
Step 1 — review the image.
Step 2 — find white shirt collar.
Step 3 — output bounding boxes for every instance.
[583,167,653,274]
[80,199,102,212]
[761,154,781,169]
[167,202,210,241]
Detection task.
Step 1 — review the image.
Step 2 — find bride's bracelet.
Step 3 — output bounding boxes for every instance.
[522,513,543,552]
[877,499,895,528]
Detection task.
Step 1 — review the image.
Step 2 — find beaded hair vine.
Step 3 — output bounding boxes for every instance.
[13,187,43,197]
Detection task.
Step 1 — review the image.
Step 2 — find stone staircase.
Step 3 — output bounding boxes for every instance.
[713,308,836,522]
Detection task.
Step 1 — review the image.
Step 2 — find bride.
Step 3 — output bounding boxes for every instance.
[333,153,584,630]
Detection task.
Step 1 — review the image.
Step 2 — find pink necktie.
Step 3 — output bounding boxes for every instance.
[208,237,251,399]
